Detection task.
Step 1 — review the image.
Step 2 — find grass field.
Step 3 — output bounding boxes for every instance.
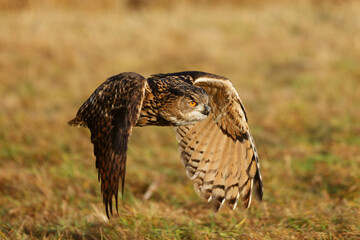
[1,1,360,239]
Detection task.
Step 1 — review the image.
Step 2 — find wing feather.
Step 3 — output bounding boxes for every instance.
[175,75,263,211]
[178,116,213,178]
[68,72,147,217]
[200,125,224,201]
[211,136,231,211]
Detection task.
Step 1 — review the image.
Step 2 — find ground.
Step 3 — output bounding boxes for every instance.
[0,0,360,239]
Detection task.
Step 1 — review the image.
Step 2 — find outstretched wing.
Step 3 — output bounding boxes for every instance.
[68,72,147,217]
[175,76,263,211]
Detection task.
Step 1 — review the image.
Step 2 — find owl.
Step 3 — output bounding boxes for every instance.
[69,71,263,217]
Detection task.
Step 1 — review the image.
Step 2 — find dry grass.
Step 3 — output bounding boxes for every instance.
[1,1,360,239]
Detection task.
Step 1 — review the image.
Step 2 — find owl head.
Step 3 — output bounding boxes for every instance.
[159,82,210,126]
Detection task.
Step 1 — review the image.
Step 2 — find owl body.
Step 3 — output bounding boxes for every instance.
[69,71,263,217]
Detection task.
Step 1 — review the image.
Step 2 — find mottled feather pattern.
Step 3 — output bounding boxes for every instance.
[68,72,147,217]
[69,70,263,217]
[172,71,263,212]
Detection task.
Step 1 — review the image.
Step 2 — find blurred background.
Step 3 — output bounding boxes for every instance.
[1,0,359,239]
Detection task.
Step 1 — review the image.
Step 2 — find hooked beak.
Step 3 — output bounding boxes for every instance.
[201,104,211,116]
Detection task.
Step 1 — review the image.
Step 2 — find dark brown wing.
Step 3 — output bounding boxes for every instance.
[68,72,147,217]
[175,76,263,211]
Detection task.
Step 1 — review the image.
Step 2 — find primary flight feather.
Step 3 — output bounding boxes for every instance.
[68,71,263,217]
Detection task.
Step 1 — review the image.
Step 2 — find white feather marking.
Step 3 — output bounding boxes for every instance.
[219,198,226,210]
[185,169,193,178]
[246,179,254,209]
[233,192,240,210]
[189,171,200,180]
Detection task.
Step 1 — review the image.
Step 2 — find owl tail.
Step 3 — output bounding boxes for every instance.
[68,115,87,127]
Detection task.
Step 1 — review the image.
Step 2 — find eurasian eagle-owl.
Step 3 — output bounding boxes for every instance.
[69,71,263,217]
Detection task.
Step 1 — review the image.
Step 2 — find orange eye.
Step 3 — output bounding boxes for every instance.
[188,100,198,107]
